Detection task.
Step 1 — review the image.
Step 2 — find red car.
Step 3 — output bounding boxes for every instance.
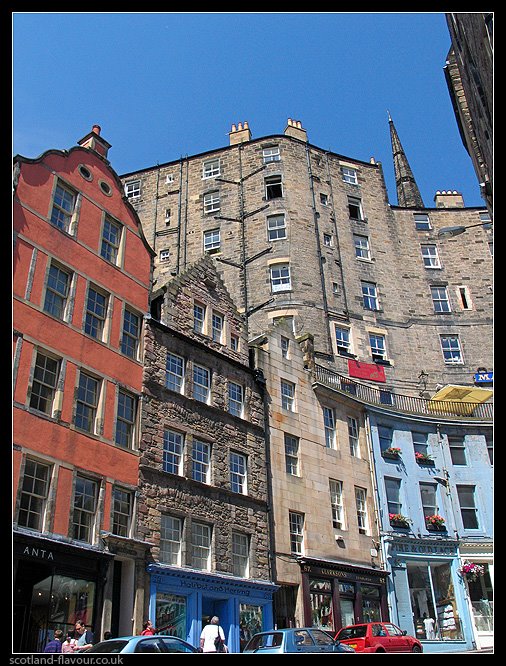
[334,622,423,653]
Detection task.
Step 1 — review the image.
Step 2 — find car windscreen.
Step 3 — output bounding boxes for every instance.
[86,640,129,653]
[337,626,367,639]
[245,633,283,650]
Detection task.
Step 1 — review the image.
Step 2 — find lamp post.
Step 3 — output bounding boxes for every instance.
[437,222,492,238]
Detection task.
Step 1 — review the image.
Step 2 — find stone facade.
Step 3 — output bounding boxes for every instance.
[120,121,493,402]
[251,321,386,630]
[138,256,271,583]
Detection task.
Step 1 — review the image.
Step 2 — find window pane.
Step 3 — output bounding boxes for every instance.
[44,264,70,319]
[30,353,60,414]
[192,440,210,483]
[122,309,140,358]
[115,391,136,449]
[18,459,51,530]
[160,515,182,565]
[75,373,99,433]
[112,487,132,537]
[72,477,98,542]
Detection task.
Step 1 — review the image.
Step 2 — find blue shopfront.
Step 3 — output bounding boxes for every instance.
[384,536,476,652]
[146,564,278,653]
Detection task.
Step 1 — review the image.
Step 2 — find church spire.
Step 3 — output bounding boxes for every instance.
[388,113,424,208]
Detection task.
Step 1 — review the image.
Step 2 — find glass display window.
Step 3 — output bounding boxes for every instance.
[407,561,463,641]
[239,604,263,651]
[155,593,187,638]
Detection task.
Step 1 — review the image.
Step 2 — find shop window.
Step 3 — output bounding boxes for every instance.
[309,579,334,631]
[239,605,263,652]
[156,593,187,638]
[407,561,463,641]
[467,565,493,632]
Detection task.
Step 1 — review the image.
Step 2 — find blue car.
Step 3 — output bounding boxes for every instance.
[85,635,198,653]
[243,628,355,653]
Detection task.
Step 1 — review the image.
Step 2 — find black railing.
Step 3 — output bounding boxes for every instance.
[314,365,493,421]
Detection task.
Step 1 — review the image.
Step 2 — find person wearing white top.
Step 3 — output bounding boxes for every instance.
[200,616,228,653]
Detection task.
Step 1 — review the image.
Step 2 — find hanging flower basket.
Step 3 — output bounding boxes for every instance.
[425,514,446,531]
[382,447,402,459]
[459,561,485,582]
[415,451,435,466]
[389,513,411,528]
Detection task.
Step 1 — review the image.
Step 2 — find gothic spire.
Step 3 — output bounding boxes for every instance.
[388,113,424,208]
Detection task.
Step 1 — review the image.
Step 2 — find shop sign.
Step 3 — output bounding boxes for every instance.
[22,546,54,561]
[389,541,457,556]
[301,563,386,584]
[474,371,493,384]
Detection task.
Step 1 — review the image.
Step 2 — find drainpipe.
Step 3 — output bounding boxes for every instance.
[305,144,333,355]
[176,156,184,274]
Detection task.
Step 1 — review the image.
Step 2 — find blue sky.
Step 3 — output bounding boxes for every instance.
[13,11,485,208]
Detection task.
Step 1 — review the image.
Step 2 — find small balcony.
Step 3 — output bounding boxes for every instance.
[313,365,493,421]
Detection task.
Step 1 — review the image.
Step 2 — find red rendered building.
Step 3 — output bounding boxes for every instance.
[13,126,154,652]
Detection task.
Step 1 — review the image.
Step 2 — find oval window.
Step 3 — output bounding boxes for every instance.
[78,164,93,181]
[99,180,112,196]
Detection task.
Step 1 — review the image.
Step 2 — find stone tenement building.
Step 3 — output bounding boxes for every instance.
[139,255,277,652]
[120,118,493,403]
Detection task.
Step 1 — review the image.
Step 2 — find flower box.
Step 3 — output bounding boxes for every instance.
[425,514,446,531]
[415,453,435,466]
[382,448,401,460]
[389,513,411,529]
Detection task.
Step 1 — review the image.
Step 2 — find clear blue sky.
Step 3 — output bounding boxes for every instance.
[13,11,485,208]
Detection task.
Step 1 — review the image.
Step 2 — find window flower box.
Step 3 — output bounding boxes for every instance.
[415,452,435,466]
[382,447,401,460]
[425,514,446,531]
[389,513,411,529]
[458,561,485,582]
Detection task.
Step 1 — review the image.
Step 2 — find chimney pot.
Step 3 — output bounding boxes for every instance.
[92,124,101,135]
[231,124,237,132]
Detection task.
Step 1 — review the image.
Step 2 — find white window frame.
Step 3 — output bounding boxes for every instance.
[281,379,295,412]
[354,234,371,260]
[194,302,206,334]
[329,479,345,529]
[289,511,304,555]
[29,350,61,416]
[348,416,360,457]
[191,521,212,570]
[385,477,402,516]
[284,433,299,476]
[355,487,368,534]
[211,311,224,343]
[270,264,291,292]
[230,451,247,494]
[232,531,250,577]
[362,281,379,310]
[369,333,387,362]
[160,249,170,262]
[323,406,336,449]
[193,364,211,403]
[265,175,283,200]
[440,335,463,364]
[72,475,98,544]
[166,353,185,393]
[335,325,352,356]
[17,457,52,531]
[421,244,441,268]
[115,389,137,450]
[44,262,72,321]
[348,196,364,220]
[204,191,221,215]
[192,439,211,484]
[323,232,332,246]
[202,158,220,179]
[160,515,183,565]
[263,145,280,163]
[124,180,141,199]
[431,286,451,313]
[101,216,123,265]
[50,180,77,233]
[163,430,185,476]
[228,381,244,418]
[267,213,287,241]
[342,166,358,185]
[414,213,431,230]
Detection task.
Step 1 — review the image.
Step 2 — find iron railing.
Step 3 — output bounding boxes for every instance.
[313,365,493,421]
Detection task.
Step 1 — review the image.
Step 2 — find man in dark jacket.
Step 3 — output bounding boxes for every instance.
[43,629,63,653]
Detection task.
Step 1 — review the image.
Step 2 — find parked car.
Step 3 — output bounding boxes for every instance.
[243,627,355,653]
[84,635,199,653]
[335,622,423,653]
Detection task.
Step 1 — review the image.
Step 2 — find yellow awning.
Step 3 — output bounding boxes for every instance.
[428,385,493,416]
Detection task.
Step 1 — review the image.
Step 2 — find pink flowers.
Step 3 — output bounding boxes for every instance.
[425,514,445,526]
[459,561,485,582]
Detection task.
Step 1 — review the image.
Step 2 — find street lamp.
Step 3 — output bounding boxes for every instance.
[437,222,492,238]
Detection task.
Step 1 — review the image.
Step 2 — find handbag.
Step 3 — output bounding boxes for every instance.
[214,629,226,653]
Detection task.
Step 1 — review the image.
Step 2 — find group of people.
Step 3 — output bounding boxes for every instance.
[43,616,229,654]
[43,620,94,653]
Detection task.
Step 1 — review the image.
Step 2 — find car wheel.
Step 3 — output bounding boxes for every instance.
[412,645,422,653]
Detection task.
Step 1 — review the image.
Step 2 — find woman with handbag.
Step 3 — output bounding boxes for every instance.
[199,616,228,653]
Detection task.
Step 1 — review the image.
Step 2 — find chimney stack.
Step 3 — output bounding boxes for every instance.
[284,118,308,142]
[229,121,252,145]
[77,124,112,159]
[434,190,465,208]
